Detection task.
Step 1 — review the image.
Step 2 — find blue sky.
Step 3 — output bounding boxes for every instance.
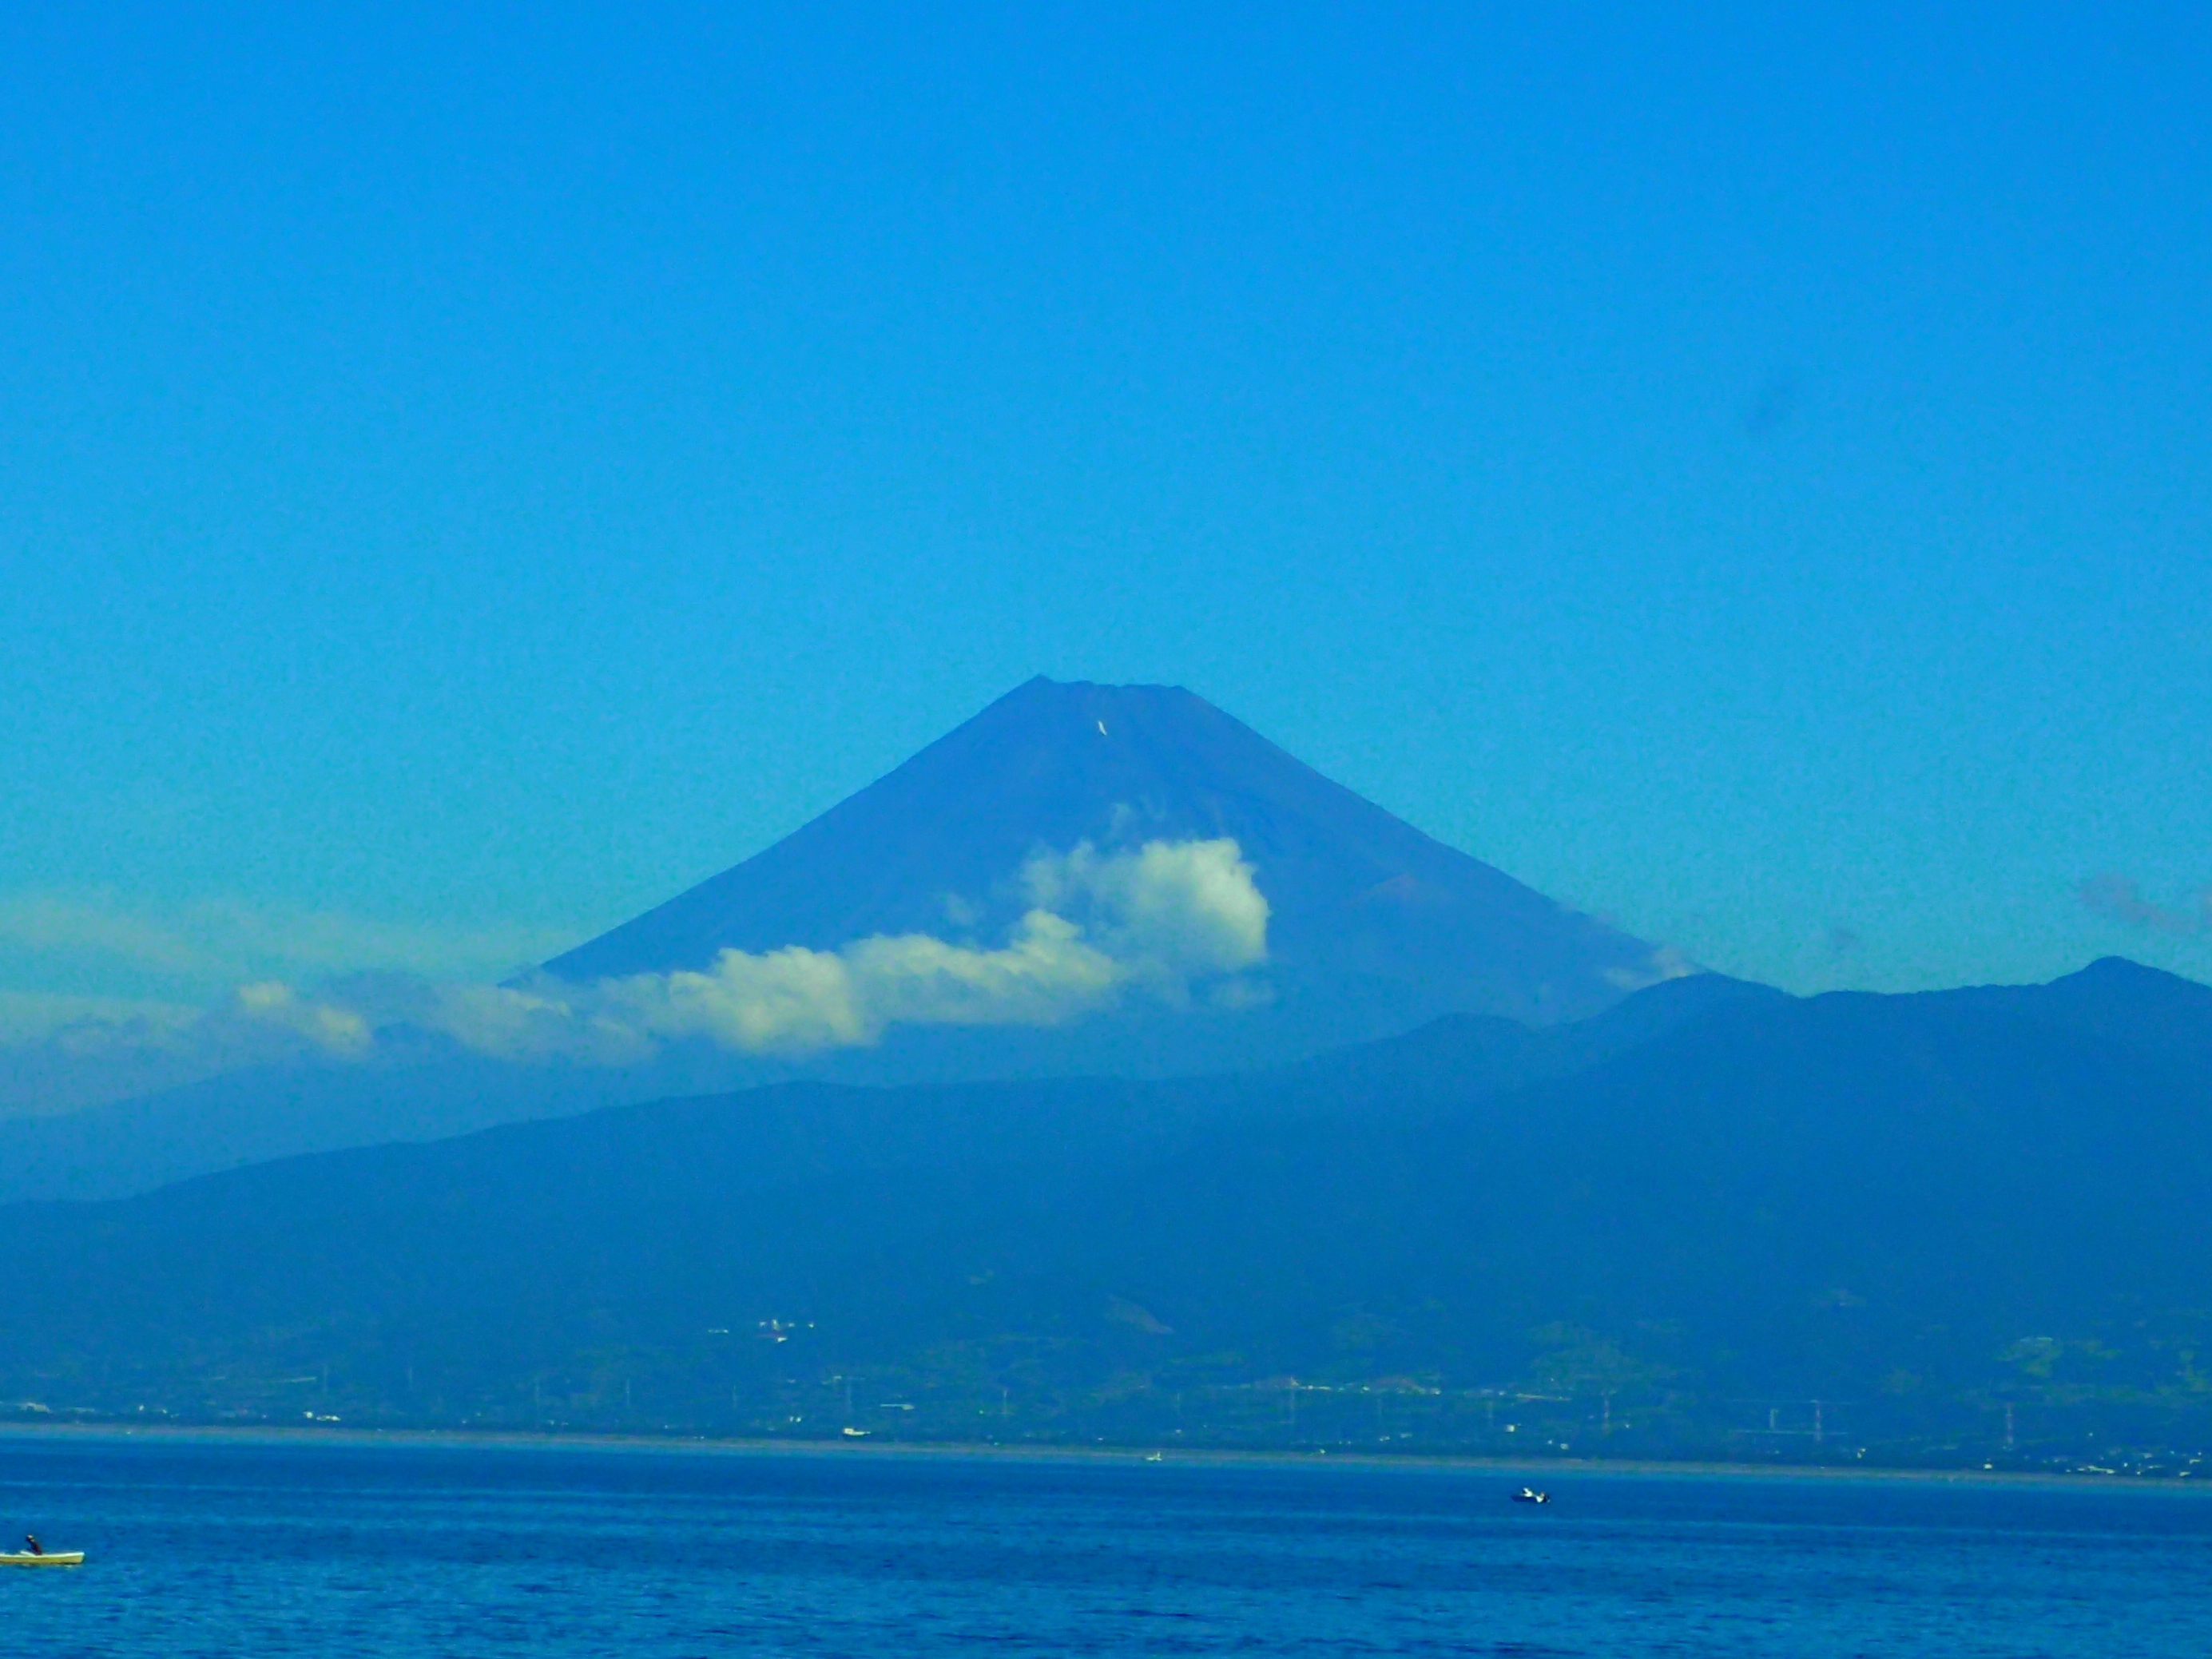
[3,2,2209,1021]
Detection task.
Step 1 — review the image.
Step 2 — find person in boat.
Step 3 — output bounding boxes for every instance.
[22,1534,42,1556]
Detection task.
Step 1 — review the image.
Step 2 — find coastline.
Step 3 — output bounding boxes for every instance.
[0,1419,2199,1492]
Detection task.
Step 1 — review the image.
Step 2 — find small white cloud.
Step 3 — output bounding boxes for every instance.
[1207,976,1277,1011]
[0,990,203,1049]
[0,986,377,1117]
[582,838,1269,1055]
[606,944,871,1053]
[0,890,578,994]
[1026,837,1270,982]
[848,910,1125,1030]
[418,981,654,1066]
[1603,945,1700,992]
[0,836,1279,1085]
[234,982,373,1057]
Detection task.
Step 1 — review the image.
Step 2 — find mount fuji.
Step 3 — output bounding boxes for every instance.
[3,678,1678,1200]
[543,676,1672,1057]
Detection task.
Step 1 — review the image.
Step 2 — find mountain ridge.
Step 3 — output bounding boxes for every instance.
[4,958,2205,1469]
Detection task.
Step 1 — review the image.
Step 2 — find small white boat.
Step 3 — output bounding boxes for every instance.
[0,1550,83,1566]
[1511,1487,1551,1505]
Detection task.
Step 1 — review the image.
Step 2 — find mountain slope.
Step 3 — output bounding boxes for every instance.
[546,677,1664,1030]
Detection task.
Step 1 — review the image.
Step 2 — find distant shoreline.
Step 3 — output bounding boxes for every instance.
[0,1420,2200,1491]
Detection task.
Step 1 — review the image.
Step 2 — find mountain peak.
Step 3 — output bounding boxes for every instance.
[2066,955,2204,990]
[541,679,1674,1052]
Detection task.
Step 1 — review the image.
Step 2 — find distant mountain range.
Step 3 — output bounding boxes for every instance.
[2,678,1667,1202]
[7,958,2208,1470]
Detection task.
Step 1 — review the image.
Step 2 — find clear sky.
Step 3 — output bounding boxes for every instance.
[3,2,2209,1025]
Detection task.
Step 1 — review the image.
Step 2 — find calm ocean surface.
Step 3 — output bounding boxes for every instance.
[2,1434,2208,1657]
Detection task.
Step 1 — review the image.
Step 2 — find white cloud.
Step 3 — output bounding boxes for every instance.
[0,838,1277,1098]
[410,981,656,1066]
[232,982,374,1057]
[0,986,361,1117]
[0,990,203,1049]
[1024,838,1270,982]
[494,836,1272,1057]
[1603,945,1701,992]
[0,890,578,994]
[606,944,872,1052]
[848,911,1124,1028]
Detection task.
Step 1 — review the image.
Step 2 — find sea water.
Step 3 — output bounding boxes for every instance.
[2,1435,2208,1656]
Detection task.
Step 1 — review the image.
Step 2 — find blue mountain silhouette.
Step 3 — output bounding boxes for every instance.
[547,676,1666,1033]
